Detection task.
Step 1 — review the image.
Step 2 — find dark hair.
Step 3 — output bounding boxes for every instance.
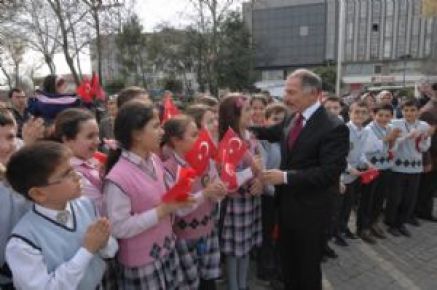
[349,101,368,112]
[432,83,437,91]
[42,75,58,94]
[265,103,287,119]
[6,141,71,198]
[250,95,268,107]
[218,94,248,140]
[400,97,419,109]
[195,95,219,109]
[373,103,394,114]
[8,87,24,99]
[105,101,155,174]
[323,96,342,104]
[54,108,95,141]
[117,86,149,108]
[185,104,214,129]
[0,109,17,127]
[162,115,194,147]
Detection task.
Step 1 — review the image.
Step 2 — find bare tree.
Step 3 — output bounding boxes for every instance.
[188,0,236,94]
[11,0,61,75]
[0,31,27,88]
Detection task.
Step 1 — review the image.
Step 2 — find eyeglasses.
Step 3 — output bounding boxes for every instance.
[42,168,79,186]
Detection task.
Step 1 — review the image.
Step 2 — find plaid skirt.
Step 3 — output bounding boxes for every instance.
[116,247,189,290]
[176,229,221,289]
[220,190,262,257]
[102,259,118,290]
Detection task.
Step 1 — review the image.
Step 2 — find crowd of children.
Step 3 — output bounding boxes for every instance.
[0,73,436,290]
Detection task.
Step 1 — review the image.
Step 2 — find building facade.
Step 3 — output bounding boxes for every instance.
[243,0,437,92]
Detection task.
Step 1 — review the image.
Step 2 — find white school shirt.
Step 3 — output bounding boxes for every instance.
[6,203,118,290]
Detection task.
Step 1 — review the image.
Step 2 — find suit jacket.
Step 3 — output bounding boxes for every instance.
[252,106,349,229]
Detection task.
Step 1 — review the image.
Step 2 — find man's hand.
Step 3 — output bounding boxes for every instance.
[262,169,286,185]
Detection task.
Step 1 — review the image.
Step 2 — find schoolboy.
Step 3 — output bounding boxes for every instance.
[5,141,117,290]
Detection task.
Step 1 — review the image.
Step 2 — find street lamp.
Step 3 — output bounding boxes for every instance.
[399,54,412,88]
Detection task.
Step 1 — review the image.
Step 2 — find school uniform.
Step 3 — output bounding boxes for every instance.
[164,152,220,289]
[359,121,394,232]
[337,122,369,235]
[386,119,431,228]
[220,133,262,257]
[104,150,188,290]
[71,157,104,214]
[0,182,31,288]
[6,197,117,290]
[70,156,119,290]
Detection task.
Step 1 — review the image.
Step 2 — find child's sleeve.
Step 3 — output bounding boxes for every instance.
[98,236,118,259]
[6,237,93,290]
[104,181,160,239]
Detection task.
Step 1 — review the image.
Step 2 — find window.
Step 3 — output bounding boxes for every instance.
[299,26,309,37]
[372,24,379,32]
[374,65,382,74]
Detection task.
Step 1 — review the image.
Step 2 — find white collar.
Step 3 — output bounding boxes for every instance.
[34,202,73,227]
[174,152,188,166]
[301,101,321,121]
[348,121,363,132]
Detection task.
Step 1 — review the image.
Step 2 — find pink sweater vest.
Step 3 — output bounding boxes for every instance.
[106,154,174,267]
[72,158,104,214]
[164,154,216,240]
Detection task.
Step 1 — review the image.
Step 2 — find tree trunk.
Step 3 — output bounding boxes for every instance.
[48,0,80,85]
[94,9,103,84]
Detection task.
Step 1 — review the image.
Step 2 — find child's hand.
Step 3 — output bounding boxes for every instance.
[251,154,263,175]
[157,197,196,219]
[83,218,110,254]
[408,129,421,139]
[349,167,361,177]
[22,117,45,145]
[249,178,263,196]
[424,126,436,138]
[385,128,401,142]
[203,180,227,201]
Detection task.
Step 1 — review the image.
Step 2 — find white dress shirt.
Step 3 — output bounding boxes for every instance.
[6,203,118,290]
[283,101,321,184]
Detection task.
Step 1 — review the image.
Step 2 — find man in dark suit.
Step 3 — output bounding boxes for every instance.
[251,69,349,290]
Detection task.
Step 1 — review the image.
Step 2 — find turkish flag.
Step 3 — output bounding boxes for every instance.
[162,97,180,123]
[90,73,106,101]
[162,166,197,203]
[220,161,238,191]
[216,128,248,165]
[360,168,380,184]
[93,151,107,166]
[76,77,93,103]
[185,129,217,176]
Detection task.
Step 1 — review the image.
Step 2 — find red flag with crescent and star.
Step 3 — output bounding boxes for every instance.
[217,128,248,190]
[76,77,93,103]
[90,72,106,101]
[185,129,217,176]
[162,166,197,203]
[162,96,180,123]
[216,128,248,165]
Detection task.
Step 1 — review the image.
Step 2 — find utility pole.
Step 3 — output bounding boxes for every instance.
[336,0,345,96]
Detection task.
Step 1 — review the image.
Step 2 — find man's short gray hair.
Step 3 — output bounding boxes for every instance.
[288,69,322,93]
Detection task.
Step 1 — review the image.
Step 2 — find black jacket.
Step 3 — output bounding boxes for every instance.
[251,106,349,229]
